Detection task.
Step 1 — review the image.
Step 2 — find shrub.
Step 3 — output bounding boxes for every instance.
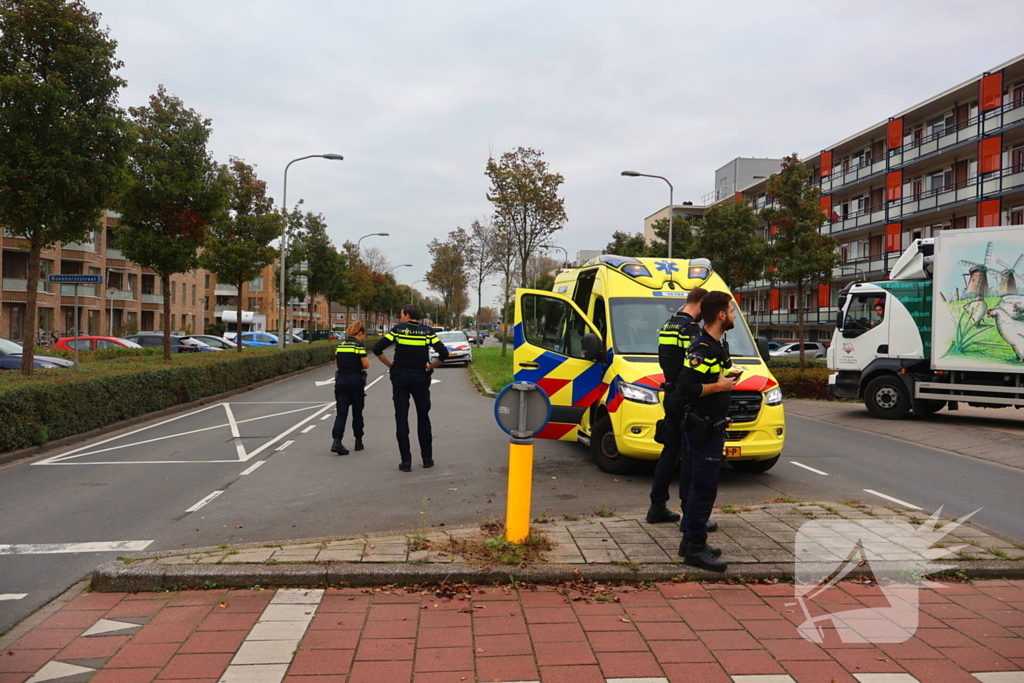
[772,367,833,400]
[0,342,335,453]
[767,357,828,369]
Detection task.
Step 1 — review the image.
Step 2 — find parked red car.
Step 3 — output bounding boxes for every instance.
[54,336,143,352]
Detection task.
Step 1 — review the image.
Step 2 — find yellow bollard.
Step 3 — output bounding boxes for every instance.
[504,439,534,543]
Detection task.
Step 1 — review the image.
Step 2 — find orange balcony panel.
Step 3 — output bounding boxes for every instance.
[979,136,1002,173]
[887,171,903,202]
[980,72,1003,111]
[978,199,1001,227]
[886,223,902,252]
[887,118,903,149]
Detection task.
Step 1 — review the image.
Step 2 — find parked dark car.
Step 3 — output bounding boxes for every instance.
[124,334,205,353]
[180,334,237,350]
[0,338,75,369]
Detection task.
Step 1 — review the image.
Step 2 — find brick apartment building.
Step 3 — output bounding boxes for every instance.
[720,54,1024,342]
[1,211,205,343]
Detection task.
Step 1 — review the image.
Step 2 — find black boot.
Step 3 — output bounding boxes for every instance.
[330,439,341,453]
[646,503,681,524]
[679,517,718,533]
[335,440,349,456]
[677,538,722,558]
[354,438,364,452]
[422,459,434,468]
[399,462,411,472]
[683,541,728,572]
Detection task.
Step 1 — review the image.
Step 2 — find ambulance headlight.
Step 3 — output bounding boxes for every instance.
[765,387,783,406]
[617,381,660,405]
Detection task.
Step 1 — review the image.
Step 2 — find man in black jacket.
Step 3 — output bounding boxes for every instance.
[372,305,449,472]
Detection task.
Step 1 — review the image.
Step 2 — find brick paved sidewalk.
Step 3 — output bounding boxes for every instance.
[3,580,1022,683]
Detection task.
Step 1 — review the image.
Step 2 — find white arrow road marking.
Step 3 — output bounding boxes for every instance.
[186,491,224,513]
[315,378,334,386]
[26,661,95,683]
[863,489,922,510]
[366,375,383,389]
[791,461,829,476]
[0,593,27,601]
[222,403,248,461]
[431,379,441,385]
[240,461,266,476]
[237,403,333,462]
[83,618,141,637]
[0,541,152,555]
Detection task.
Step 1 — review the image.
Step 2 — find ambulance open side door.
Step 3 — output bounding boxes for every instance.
[513,289,606,441]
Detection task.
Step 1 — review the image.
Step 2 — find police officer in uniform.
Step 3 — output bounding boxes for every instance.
[372,304,448,472]
[674,291,741,572]
[647,287,707,524]
[331,321,370,456]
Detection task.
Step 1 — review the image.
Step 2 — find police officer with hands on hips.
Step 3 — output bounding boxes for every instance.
[331,321,370,456]
[647,287,707,525]
[674,291,741,572]
[373,304,448,472]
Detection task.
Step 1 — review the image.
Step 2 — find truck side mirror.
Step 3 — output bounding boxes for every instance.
[757,336,770,362]
[581,332,603,361]
[836,311,844,329]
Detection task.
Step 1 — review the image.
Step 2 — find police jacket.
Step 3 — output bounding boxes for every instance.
[675,333,733,420]
[335,336,367,374]
[658,310,700,388]
[372,321,448,369]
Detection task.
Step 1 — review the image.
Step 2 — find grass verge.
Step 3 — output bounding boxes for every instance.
[471,346,514,395]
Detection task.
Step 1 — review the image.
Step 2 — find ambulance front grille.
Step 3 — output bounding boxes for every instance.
[728,391,762,424]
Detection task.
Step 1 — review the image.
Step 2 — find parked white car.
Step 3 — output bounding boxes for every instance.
[769,342,828,359]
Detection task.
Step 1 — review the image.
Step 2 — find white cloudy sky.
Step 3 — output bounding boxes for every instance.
[89,0,1024,303]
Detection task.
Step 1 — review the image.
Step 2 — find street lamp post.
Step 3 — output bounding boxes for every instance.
[621,171,674,259]
[549,245,569,269]
[354,232,389,327]
[278,153,344,350]
[410,279,426,305]
[107,287,116,335]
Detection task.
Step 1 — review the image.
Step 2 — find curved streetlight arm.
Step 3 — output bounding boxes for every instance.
[621,170,674,259]
[279,153,343,349]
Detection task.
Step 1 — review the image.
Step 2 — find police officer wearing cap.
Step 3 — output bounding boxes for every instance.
[331,321,370,456]
[647,287,707,525]
[674,291,741,572]
[372,304,448,472]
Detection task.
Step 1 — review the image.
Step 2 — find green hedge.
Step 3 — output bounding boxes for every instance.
[773,367,833,400]
[766,357,828,369]
[0,343,336,453]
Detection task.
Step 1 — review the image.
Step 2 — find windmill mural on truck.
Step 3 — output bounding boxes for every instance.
[996,254,1024,295]
[958,241,994,299]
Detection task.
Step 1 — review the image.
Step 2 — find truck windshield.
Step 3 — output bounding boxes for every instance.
[608,297,759,358]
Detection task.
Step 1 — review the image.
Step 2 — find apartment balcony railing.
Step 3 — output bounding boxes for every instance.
[214,304,234,313]
[214,284,238,294]
[60,284,97,296]
[106,289,135,301]
[141,293,164,304]
[823,206,887,235]
[63,239,98,253]
[106,247,126,260]
[2,277,48,292]
[821,155,889,194]
[888,164,1024,221]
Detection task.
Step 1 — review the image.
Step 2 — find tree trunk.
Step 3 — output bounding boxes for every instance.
[20,241,42,375]
[162,274,172,361]
[796,283,806,371]
[236,278,244,353]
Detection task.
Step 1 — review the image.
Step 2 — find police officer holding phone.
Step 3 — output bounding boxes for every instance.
[373,304,448,472]
[331,321,370,456]
[674,291,741,572]
[647,287,707,524]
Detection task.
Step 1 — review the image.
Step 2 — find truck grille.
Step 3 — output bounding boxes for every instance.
[728,391,762,424]
[725,430,750,441]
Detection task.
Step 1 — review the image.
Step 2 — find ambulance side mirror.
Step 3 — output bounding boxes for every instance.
[757,337,770,362]
[581,332,603,361]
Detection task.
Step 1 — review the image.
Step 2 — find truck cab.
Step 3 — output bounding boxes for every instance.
[513,255,785,474]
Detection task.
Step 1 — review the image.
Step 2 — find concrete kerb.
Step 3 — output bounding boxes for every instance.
[91,558,1024,593]
[468,361,496,398]
[0,360,335,467]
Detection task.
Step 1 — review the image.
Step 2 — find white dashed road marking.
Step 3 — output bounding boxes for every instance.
[275,440,294,452]
[301,425,316,434]
[0,541,152,555]
[863,489,922,510]
[0,593,27,600]
[790,461,828,476]
[240,461,266,476]
[185,490,223,513]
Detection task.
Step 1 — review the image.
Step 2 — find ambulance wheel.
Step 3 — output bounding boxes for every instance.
[730,455,779,473]
[864,375,911,420]
[591,416,632,474]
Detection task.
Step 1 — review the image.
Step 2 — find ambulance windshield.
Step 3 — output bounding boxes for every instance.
[608,298,758,358]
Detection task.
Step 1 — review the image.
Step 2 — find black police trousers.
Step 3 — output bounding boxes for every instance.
[391,369,432,464]
[332,375,365,441]
[680,424,725,543]
[650,391,685,505]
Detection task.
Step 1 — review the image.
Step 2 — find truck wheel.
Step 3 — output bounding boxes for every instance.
[730,455,780,473]
[591,416,633,474]
[864,375,911,420]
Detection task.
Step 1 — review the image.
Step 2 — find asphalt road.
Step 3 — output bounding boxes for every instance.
[2,352,1023,635]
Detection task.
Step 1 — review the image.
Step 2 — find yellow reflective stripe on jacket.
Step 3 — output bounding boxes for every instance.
[384,330,397,341]
[335,344,366,355]
[693,359,721,373]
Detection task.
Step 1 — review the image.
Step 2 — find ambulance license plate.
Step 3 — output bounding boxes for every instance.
[724,447,741,458]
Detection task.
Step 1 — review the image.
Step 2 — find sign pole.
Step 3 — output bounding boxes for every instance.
[505,436,534,543]
[494,382,550,545]
[73,284,80,371]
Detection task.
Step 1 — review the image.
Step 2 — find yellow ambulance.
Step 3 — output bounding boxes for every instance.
[512,255,785,474]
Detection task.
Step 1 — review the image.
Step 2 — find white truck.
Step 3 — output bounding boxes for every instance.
[827,224,1024,419]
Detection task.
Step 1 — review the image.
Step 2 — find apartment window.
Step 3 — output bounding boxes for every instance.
[248,276,263,292]
[205,273,210,289]
[248,297,260,310]
[1011,206,1024,225]
[928,171,945,193]
[181,283,186,305]
[191,284,196,306]
[39,307,54,333]
[9,304,25,341]
[88,309,99,336]
[1011,145,1024,172]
